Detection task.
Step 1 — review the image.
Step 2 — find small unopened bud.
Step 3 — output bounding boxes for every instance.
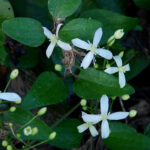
[106,64,111,69]
[80,99,87,106]
[24,126,32,136]
[9,106,16,112]
[37,107,47,116]
[121,94,130,101]
[107,35,115,47]
[15,100,21,104]
[82,106,87,111]
[16,133,21,138]
[9,123,13,127]
[94,63,99,69]
[2,140,8,147]
[10,69,19,80]
[118,51,124,58]
[114,29,124,39]
[55,64,62,72]
[49,131,56,140]
[129,110,137,118]
[7,145,12,150]
[111,96,116,101]
[32,127,38,135]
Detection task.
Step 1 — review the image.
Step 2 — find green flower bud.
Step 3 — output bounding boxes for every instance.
[37,107,47,116]
[15,100,21,104]
[9,123,13,127]
[55,64,62,72]
[16,133,21,138]
[7,145,12,150]
[129,110,137,118]
[94,63,99,69]
[2,140,8,147]
[80,99,87,106]
[82,106,88,111]
[10,69,19,80]
[9,106,16,112]
[118,51,124,58]
[111,96,116,101]
[107,35,115,47]
[121,94,130,101]
[49,131,56,140]
[106,64,111,69]
[32,127,38,135]
[114,29,124,39]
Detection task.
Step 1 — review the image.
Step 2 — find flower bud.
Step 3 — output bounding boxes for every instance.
[80,99,87,106]
[129,110,137,118]
[106,64,111,69]
[82,106,87,111]
[55,64,62,72]
[37,107,47,116]
[7,145,12,150]
[94,63,99,69]
[121,94,130,101]
[10,69,19,80]
[107,35,115,47]
[24,126,32,136]
[16,133,21,138]
[15,100,21,104]
[114,29,124,39]
[2,140,8,147]
[9,106,16,112]
[9,123,13,127]
[32,127,38,135]
[118,51,124,58]
[111,96,116,101]
[49,131,56,140]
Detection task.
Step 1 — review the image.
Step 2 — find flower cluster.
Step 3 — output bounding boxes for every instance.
[43,24,130,88]
[77,95,129,139]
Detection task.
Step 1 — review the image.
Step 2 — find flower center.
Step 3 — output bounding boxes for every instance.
[87,122,92,127]
[101,114,108,121]
[50,35,58,43]
[89,44,97,52]
[119,66,126,73]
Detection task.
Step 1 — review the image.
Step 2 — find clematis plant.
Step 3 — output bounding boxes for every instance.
[77,95,129,139]
[72,27,113,69]
[0,92,21,102]
[43,24,72,58]
[104,56,130,88]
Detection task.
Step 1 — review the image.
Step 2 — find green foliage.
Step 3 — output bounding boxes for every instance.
[2,17,45,47]
[133,0,150,10]
[104,122,150,150]
[4,107,82,149]
[81,9,139,44]
[48,0,82,19]
[73,68,135,99]
[22,72,69,109]
[144,123,150,137]
[59,18,102,43]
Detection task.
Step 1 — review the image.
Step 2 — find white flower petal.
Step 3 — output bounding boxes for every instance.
[119,71,126,88]
[81,52,94,69]
[96,48,112,60]
[46,43,56,58]
[56,23,63,37]
[124,64,130,72]
[101,120,110,139]
[100,95,109,114]
[82,112,102,123]
[93,27,103,47]
[57,40,72,50]
[0,92,21,102]
[43,27,52,39]
[113,56,122,67]
[77,123,88,133]
[72,38,89,50]
[89,126,99,137]
[108,112,129,120]
[104,67,118,74]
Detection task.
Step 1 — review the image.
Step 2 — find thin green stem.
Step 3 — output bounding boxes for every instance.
[4,78,12,92]
[109,100,114,112]
[29,139,49,149]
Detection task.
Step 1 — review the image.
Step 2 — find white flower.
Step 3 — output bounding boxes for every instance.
[99,95,129,139]
[24,126,32,136]
[72,27,113,69]
[104,56,130,88]
[43,24,72,58]
[0,92,21,102]
[77,112,101,137]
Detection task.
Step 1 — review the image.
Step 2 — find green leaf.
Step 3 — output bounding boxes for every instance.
[2,17,45,47]
[133,0,150,10]
[73,68,135,99]
[104,122,150,150]
[48,0,81,19]
[4,107,82,149]
[59,18,102,43]
[96,0,126,14]
[81,9,139,44]
[144,123,150,137]
[22,72,69,109]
